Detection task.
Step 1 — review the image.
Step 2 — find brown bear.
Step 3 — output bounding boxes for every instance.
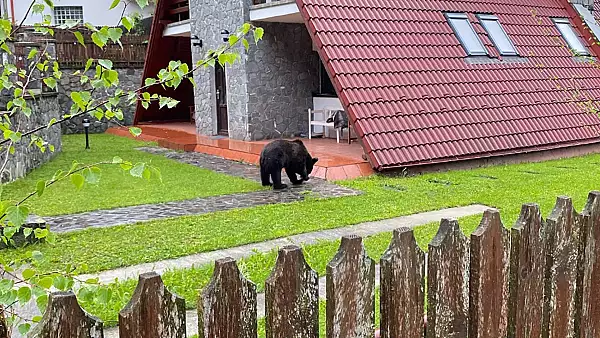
[259,139,319,190]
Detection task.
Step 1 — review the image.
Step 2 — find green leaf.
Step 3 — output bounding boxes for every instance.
[43,0,54,9]
[17,287,32,305]
[27,48,39,60]
[98,59,113,70]
[112,156,123,164]
[97,287,112,304]
[109,0,121,9]
[43,77,57,90]
[84,58,93,72]
[52,276,68,291]
[32,316,42,323]
[37,277,53,289]
[73,31,85,46]
[36,180,46,197]
[36,294,48,312]
[0,279,14,293]
[83,167,101,185]
[21,269,35,280]
[32,4,45,14]
[70,173,85,189]
[254,27,264,43]
[242,38,250,51]
[91,32,107,48]
[122,16,133,31]
[34,228,49,239]
[108,28,122,43]
[130,163,145,178]
[145,78,157,86]
[129,127,142,137]
[22,269,36,280]
[6,205,29,227]
[18,323,31,335]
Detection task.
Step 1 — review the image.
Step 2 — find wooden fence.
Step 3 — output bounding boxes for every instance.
[53,29,148,69]
[24,192,600,338]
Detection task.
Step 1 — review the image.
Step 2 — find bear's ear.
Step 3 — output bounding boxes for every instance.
[312,158,319,164]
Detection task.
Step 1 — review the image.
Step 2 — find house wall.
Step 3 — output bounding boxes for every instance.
[60,67,143,134]
[8,0,154,27]
[246,22,320,140]
[189,0,251,139]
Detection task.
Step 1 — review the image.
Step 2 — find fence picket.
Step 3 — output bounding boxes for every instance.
[542,197,580,338]
[469,209,510,338]
[580,191,600,337]
[380,227,425,338]
[265,245,319,338]
[198,257,257,338]
[427,218,470,338]
[326,235,375,338]
[118,272,185,338]
[27,291,103,338]
[507,204,545,338]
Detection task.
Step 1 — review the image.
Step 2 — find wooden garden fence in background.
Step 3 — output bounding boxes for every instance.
[54,29,148,69]
[24,191,600,338]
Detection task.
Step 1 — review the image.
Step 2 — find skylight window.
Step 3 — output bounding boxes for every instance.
[478,14,518,55]
[446,13,487,56]
[553,18,590,56]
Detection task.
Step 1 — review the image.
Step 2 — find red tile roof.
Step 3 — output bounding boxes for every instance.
[296,0,600,170]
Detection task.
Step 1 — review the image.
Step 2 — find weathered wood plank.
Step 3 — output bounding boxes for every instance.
[326,235,375,338]
[198,257,257,338]
[27,291,103,338]
[427,218,470,338]
[265,245,319,338]
[0,306,8,338]
[119,272,185,338]
[507,203,545,338]
[380,227,425,338]
[542,197,580,338]
[469,209,510,338]
[580,191,600,338]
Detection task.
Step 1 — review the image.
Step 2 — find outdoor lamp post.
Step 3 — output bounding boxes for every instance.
[82,118,90,149]
[220,30,230,43]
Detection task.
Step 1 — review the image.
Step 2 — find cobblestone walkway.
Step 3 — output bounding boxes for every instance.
[45,147,359,232]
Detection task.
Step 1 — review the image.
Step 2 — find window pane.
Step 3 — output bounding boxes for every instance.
[556,21,588,55]
[481,18,517,55]
[54,6,83,26]
[449,17,487,55]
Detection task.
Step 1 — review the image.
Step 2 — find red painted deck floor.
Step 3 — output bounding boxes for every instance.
[107,122,374,181]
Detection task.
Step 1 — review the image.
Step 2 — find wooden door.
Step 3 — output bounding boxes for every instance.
[215,63,228,135]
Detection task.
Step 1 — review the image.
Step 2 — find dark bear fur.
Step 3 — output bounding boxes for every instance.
[259,139,319,190]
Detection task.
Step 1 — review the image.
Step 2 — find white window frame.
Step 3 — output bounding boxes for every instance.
[553,18,590,56]
[446,12,487,56]
[477,14,518,56]
[53,6,84,26]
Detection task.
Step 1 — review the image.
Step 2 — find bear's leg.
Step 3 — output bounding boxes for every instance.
[286,169,303,185]
[271,169,288,190]
[260,166,272,186]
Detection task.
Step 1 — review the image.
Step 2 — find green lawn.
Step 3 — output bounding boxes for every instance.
[5,151,598,276]
[3,134,262,216]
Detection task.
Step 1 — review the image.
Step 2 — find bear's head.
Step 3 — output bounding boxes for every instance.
[302,157,319,181]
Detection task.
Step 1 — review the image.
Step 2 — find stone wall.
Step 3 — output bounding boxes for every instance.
[189,0,250,139]
[0,94,62,183]
[59,67,143,134]
[246,22,319,140]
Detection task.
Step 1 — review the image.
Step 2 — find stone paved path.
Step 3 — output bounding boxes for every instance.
[79,204,489,283]
[45,147,359,232]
